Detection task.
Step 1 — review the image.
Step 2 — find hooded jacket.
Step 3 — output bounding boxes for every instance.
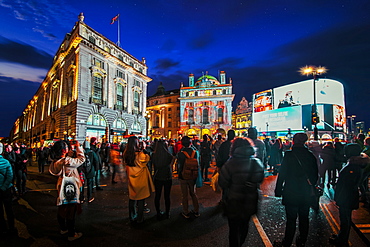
[219,145,264,219]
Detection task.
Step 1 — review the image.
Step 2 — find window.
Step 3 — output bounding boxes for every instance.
[168,122,172,127]
[223,89,227,94]
[93,58,104,69]
[168,98,171,103]
[168,114,172,119]
[67,74,74,103]
[168,108,172,111]
[104,46,111,53]
[188,109,194,124]
[195,91,198,96]
[134,79,140,87]
[89,36,96,44]
[92,74,103,104]
[217,108,223,123]
[186,92,189,97]
[133,91,140,113]
[202,109,209,124]
[116,70,125,79]
[213,90,216,95]
[116,83,124,110]
[118,54,123,61]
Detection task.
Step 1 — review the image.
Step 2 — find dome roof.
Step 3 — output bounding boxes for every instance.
[195,74,220,87]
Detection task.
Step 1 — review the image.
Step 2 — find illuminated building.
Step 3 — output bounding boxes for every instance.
[146,83,180,140]
[252,78,347,140]
[10,13,151,146]
[179,72,234,138]
[232,97,252,137]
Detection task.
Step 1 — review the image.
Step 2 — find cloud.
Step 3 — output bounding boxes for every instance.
[0,76,40,137]
[0,36,53,69]
[154,58,181,70]
[210,57,245,70]
[189,32,214,49]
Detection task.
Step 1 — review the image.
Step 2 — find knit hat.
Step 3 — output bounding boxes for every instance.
[344,143,362,159]
[293,133,308,145]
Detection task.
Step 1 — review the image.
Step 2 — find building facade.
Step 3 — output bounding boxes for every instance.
[179,72,234,138]
[232,97,252,137]
[11,13,151,146]
[146,83,181,140]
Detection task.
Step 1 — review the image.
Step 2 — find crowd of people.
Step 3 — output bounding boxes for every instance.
[0,130,369,246]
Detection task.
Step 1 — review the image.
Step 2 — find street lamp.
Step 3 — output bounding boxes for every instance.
[299,65,327,140]
[63,131,68,141]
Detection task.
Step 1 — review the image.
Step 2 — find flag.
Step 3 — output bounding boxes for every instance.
[110,14,119,24]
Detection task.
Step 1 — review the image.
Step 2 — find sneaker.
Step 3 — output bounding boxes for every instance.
[143,207,150,214]
[182,212,190,219]
[88,197,95,203]
[68,232,83,241]
[60,229,68,235]
[191,210,200,217]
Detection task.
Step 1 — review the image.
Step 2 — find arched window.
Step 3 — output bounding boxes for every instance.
[217,108,223,123]
[113,118,127,129]
[188,109,194,124]
[92,74,103,104]
[89,36,96,44]
[87,114,107,127]
[222,89,227,94]
[202,109,209,124]
[116,83,124,110]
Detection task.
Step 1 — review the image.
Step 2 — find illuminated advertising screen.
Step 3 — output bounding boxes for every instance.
[333,105,346,131]
[253,106,302,132]
[253,89,273,113]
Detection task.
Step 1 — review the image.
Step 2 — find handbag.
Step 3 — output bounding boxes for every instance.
[58,166,80,205]
[292,152,322,209]
[211,171,221,193]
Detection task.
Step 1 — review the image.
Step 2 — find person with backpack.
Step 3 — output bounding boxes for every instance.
[219,137,264,247]
[81,141,98,203]
[49,140,85,241]
[177,136,200,219]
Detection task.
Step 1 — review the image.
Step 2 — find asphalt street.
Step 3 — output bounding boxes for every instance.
[2,150,370,247]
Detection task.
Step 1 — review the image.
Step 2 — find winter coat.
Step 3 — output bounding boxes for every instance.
[3,151,16,166]
[275,146,318,206]
[320,145,336,171]
[15,153,28,172]
[84,148,98,179]
[216,140,232,168]
[219,146,264,220]
[200,141,212,162]
[49,145,85,205]
[126,151,155,200]
[334,155,370,209]
[0,156,13,191]
[253,138,266,164]
[151,150,173,181]
[269,141,283,166]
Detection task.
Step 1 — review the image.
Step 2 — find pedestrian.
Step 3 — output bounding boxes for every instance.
[123,136,155,224]
[333,138,346,185]
[36,146,47,173]
[274,133,318,247]
[247,127,266,165]
[0,143,17,236]
[219,137,264,247]
[14,146,28,197]
[200,134,213,182]
[90,137,103,191]
[329,143,370,246]
[216,130,235,171]
[361,137,370,205]
[3,144,16,198]
[212,134,223,160]
[49,140,85,241]
[269,138,283,175]
[177,136,200,219]
[319,142,336,188]
[151,139,173,220]
[81,141,98,203]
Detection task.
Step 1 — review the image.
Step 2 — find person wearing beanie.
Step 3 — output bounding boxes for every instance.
[330,143,370,246]
[0,143,17,235]
[274,133,318,247]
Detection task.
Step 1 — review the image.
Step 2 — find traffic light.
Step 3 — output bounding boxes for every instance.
[110,129,114,135]
[311,112,320,124]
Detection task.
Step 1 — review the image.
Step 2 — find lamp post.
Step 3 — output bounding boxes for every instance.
[63,131,68,141]
[300,65,327,141]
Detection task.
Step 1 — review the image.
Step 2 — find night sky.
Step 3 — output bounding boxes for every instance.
[0,0,369,137]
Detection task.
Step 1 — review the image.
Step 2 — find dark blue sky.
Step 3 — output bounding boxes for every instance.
[0,0,369,137]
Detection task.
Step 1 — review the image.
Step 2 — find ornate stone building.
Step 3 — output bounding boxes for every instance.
[179,72,234,138]
[232,97,253,136]
[11,13,151,146]
[146,83,181,140]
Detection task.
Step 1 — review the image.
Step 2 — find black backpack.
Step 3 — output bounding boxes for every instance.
[82,151,92,174]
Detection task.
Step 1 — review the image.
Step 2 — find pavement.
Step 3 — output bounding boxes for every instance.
[5,152,370,246]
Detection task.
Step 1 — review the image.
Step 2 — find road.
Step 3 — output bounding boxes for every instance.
[3,150,370,247]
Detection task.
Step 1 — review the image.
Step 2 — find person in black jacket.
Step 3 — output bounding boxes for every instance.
[151,139,173,220]
[274,133,318,247]
[14,146,28,197]
[200,134,213,182]
[81,141,98,203]
[216,130,235,170]
[329,143,370,246]
[219,137,264,247]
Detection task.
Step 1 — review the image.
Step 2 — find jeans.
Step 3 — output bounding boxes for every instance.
[15,170,27,195]
[129,199,145,222]
[336,207,352,244]
[0,188,15,231]
[94,169,101,188]
[154,179,172,214]
[180,179,199,214]
[283,204,310,246]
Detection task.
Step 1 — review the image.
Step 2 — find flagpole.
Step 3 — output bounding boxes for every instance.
[117,15,120,47]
